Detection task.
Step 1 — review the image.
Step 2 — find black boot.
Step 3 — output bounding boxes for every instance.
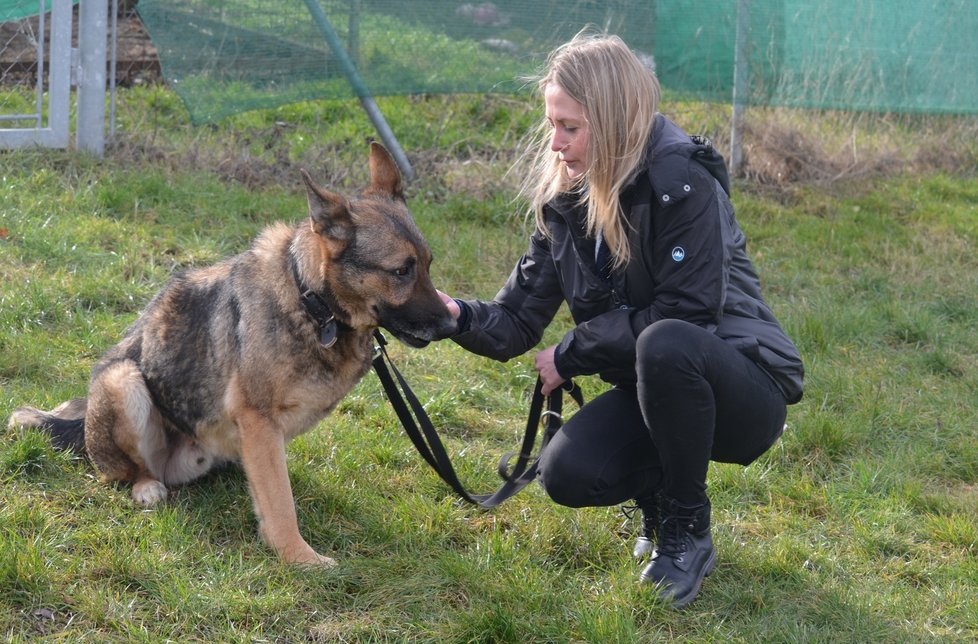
[631,494,660,559]
[639,497,716,608]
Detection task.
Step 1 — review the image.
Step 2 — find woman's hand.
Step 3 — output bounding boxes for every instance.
[534,345,566,395]
[437,290,461,319]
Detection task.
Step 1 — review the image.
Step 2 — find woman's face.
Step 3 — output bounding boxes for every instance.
[544,82,590,180]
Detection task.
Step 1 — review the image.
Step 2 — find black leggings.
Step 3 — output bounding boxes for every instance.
[537,319,788,508]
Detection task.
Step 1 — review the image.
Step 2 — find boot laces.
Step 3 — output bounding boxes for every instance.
[657,514,692,559]
[620,503,639,521]
[621,503,657,539]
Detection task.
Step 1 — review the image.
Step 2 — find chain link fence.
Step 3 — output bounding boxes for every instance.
[1,5,159,84]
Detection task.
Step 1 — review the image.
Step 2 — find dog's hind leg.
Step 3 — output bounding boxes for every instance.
[85,360,171,507]
[234,406,337,567]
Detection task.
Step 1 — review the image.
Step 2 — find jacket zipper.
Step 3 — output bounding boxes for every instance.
[610,286,630,310]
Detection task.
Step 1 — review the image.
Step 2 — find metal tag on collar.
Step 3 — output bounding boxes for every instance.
[320,316,338,348]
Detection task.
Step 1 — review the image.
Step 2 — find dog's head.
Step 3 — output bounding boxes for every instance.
[300,143,456,347]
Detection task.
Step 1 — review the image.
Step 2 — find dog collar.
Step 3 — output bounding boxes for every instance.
[290,256,345,348]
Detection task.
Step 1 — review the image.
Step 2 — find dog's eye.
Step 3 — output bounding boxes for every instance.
[392,263,413,278]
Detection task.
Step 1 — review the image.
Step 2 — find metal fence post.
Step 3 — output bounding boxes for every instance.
[77,0,108,156]
[730,0,750,176]
[302,0,415,181]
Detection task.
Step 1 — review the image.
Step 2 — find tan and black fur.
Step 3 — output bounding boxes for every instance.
[8,142,456,566]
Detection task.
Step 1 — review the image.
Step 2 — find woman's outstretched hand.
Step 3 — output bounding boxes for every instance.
[437,290,461,320]
[438,293,566,395]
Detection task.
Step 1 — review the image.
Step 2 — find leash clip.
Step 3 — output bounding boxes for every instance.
[539,409,563,427]
[372,329,388,358]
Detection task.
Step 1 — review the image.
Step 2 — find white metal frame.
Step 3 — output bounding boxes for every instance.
[0,0,107,155]
[0,0,72,148]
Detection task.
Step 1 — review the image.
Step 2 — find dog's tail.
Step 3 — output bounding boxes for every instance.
[7,398,88,455]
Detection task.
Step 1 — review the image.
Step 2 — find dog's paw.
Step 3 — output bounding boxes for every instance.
[284,546,338,568]
[312,553,338,568]
[293,551,338,568]
[132,478,168,506]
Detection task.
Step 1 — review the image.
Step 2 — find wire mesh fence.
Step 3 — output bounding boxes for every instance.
[1,2,62,138]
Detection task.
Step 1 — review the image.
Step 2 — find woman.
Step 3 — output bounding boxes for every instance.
[438,30,803,608]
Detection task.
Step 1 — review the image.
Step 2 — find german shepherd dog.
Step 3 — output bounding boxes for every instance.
[8,142,456,566]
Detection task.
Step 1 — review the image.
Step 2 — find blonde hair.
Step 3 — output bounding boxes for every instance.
[520,29,660,269]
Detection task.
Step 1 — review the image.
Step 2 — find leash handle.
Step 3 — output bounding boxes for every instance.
[372,330,582,509]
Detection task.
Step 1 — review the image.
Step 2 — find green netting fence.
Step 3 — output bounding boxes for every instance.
[4,0,974,121]
[1,0,59,22]
[133,0,978,125]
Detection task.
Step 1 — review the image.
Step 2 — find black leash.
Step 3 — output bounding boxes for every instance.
[371,330,583,509]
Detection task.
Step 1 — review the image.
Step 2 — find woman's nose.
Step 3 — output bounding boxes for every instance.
[551,131,565,152]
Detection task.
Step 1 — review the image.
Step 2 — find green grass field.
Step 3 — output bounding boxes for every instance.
[2,88,977,642]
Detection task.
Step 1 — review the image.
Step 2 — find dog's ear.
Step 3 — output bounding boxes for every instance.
[300,169,354,242]
[365,141,404,202]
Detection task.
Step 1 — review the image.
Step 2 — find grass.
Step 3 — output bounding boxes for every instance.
[2,86,978,642]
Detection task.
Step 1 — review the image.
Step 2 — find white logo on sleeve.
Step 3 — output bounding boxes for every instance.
[671,246,686,262]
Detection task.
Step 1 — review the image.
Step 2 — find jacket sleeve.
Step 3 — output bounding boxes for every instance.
[554,162,730,379]
[451,230,564,362]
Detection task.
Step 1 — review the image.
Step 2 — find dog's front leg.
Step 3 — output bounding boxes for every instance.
[237,409,336,567]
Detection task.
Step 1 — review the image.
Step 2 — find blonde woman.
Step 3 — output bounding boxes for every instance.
[438,30,803,608]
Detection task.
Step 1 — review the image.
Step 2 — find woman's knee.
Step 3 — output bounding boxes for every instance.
[636,319,709,377]
[537,449,596,508]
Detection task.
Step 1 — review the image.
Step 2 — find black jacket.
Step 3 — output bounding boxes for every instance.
[453,115,804,404]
